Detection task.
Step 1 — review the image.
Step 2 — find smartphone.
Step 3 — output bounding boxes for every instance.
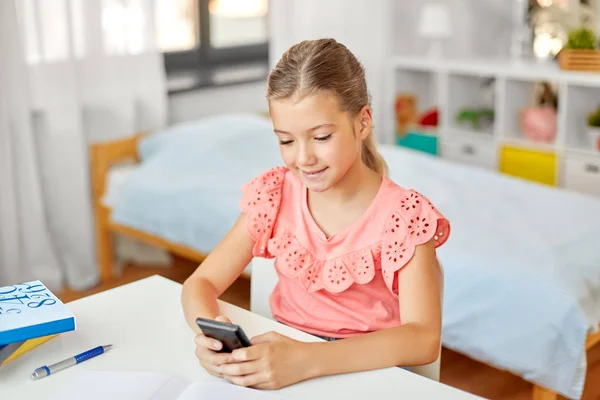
[196,317,252,353]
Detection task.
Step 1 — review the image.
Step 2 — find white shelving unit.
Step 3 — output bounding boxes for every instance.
[384,56,600,198]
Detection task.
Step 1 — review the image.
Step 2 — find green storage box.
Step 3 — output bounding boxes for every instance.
[395,131,438,156]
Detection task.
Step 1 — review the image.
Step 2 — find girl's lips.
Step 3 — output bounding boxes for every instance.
[301,167,328,180]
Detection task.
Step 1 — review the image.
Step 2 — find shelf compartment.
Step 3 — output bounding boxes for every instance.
[499,145,557,186]
[440,138,496,170]
[564,83,600,153]
[503,78,559,147]
[563,152,600,197]
[393,68,439,139]
[447,73,496,135]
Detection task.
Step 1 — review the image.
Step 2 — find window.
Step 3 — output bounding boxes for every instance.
[156,0,269,89]
[155,0,199,53]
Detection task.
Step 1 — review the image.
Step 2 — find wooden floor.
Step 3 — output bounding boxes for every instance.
[57,257,600,400]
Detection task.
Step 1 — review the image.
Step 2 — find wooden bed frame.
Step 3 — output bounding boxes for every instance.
[90,134,600,400]
[90,132,229,283]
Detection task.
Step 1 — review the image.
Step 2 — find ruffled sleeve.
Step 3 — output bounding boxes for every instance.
[239,167,287,257]
[381,189,450,296]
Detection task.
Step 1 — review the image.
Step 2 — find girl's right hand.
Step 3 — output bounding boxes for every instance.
[194,315,234,377]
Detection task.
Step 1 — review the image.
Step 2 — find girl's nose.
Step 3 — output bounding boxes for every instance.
[297,143,317,166]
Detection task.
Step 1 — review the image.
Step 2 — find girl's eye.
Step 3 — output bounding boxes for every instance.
[315,134,332,142]
[279,139,293,145]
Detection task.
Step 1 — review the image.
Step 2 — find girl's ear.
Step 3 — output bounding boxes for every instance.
[357,105,373,141]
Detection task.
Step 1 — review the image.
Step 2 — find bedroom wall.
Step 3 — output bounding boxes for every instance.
[392,0,513,59]
[168,80,268,124]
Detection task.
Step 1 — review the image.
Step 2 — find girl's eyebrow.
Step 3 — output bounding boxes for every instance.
[274,124,335,135]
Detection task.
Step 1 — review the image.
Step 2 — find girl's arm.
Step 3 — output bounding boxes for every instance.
[181,213,255,333]
[306,238,442,377]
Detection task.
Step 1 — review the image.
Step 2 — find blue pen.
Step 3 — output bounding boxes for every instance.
[30,344,113,380]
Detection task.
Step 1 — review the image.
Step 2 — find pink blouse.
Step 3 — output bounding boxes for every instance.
[239,167,450,338]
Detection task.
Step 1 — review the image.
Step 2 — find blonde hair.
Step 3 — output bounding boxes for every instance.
[266,38,388,176]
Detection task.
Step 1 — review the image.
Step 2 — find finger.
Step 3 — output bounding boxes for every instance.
[195,334,223,351]
[253,382,278,390]
[250,331,280,345]
[208,351,236,366]
[195,346,234,366]
[215,315,232,324]
[199,361,223,377]
[231,343,266,362]
[226,372,266,388]
[220,360,262,377]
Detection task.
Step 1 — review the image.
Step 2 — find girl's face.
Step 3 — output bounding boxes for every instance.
[269,91,371,193]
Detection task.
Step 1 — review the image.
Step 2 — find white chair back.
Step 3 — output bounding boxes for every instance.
[249,257,443,381]
[249,257,278,320]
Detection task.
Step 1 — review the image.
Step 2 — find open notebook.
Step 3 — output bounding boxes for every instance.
[48,370,285,400]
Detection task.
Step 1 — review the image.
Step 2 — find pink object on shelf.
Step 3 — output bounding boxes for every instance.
[520,107,557,143]
[588,127,600,151]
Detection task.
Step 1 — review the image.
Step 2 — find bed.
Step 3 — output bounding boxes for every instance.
[90,113,600,400]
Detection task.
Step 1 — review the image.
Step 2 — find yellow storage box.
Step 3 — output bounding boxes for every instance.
[499,145,557,186]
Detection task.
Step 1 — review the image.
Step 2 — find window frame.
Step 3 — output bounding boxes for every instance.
[162,0,269,73]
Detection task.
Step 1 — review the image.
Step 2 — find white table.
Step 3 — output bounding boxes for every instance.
[2,275,481,399]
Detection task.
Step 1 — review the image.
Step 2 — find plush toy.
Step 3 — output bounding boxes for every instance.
[395,94,419,135]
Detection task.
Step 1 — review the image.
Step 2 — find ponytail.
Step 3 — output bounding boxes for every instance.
[361,132,388,176]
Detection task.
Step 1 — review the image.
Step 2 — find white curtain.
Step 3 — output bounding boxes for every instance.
[0,0,167,292]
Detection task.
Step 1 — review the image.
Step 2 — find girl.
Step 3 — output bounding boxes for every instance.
[181,38,450,390]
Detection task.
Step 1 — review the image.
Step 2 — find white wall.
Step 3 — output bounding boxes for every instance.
[393,0,513,59]
[168,80,268,124]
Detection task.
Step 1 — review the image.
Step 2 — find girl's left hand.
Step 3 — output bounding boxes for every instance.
[220,331,313,390]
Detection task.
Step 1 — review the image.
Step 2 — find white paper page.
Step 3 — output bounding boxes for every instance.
[47,370,190,400]
[177,381,285,400]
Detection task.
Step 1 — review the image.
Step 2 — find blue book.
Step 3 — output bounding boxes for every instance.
[0,280,75,345]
